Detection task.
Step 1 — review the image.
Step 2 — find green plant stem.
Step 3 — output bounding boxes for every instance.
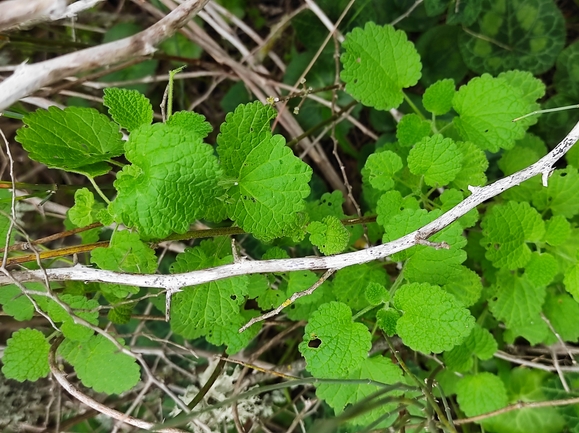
[167,66,186,119]
[107,159,126,168]
[389,271,406,297]
[403,92,426,120]
[188,355,227,410]
[87,176,111,204]
[352,304,379,321]
[512,104,579,122]
[385,337,457,433]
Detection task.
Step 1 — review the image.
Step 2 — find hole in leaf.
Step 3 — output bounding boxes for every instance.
[561,172,568,177]
[230,295,237,301]
[356,57,361,63]
[353,79,359,84]
[308,338,322,348]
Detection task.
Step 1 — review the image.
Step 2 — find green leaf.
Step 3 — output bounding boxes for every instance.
[525,252,558,287]
[160,32,203,62]
[457,0,565,75]
[382,208,436,261]
[217,102,312,241]
[109,122,222,239]
[1,328,50,382]
[456,373,508,417]
[543,289,579,344]
[497,70,545,129]
[554,40,579,100]
[45,294,98,342]
[307,216,350,255]
[439,188,480,229]
[543,215,571,246]
[533,168,579,218]
[0,284,38,321]
[364,282,389,306]
[340,23,422,110]
[480,201,545,270]
[441,266,483,307]
[169,239,257,353]
[316,355,403,428]
[306,191,346,222]
[166,111,213,138]
[15,107,124,177]
[376,308,400,336]
[498,134,546,202]
[396,114,431,147]
[91,230,157,298]
[376,190,419,229]
[424,0,447,17]
[422,78,455,115]
[541,376,579,433]
[58,335,140,394]
[486,369,566,433]
[403,220,482,307]
[446,0,482,25]
[68,188,96,227]
[102,87,153,132]
[407,134,462,186]
[489,270,546,336]
[416,25,468,87]
[444,324,498,372]
[332,263,388,311]
[361,150,403,191]
[108,302,134,325]
[452,74,531,152]
[563,263,579,303]
[499,133,547,176]
[299,302,371,378]
[394,282,475,353]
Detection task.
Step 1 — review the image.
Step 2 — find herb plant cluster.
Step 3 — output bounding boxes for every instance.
[1,0,579,432]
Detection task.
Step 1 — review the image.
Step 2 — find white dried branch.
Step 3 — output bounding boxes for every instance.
[48,341,189,433]
[0,0,210,111]
[0,0,67,32]
[3,120,579,293]
[0,0,103,32]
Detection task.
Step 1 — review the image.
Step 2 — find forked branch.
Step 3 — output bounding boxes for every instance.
[2,120,579,292]
[0,0,209,111]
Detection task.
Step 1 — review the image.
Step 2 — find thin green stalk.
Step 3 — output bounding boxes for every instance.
[352,304,379,321]
[512,104,579,122]
[188,355,227,410]
[167,66,186,119]
[403,92,426,120]
[87,176,111,205]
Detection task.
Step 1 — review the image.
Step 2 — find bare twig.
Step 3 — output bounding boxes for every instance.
[0,0,67,32]
[494,350,579,373]
[239,269,334,332]
[48,339,188,433]
[3,121,579,293]
[390,0,424,26]
[0,0,210,111]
